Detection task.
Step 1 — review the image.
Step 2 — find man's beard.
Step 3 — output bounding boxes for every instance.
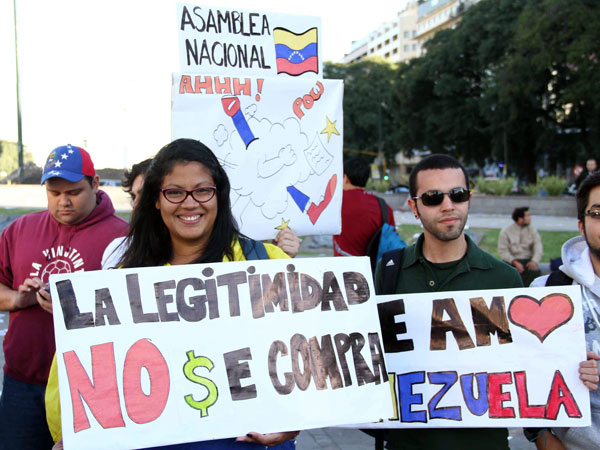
[417,206,468,242]
[584,229,600,259]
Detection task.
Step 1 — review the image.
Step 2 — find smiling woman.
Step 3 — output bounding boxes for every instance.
[154,161,219,265]
[118,138,299,449]
[121,139,251,268]
[44,140,301,449]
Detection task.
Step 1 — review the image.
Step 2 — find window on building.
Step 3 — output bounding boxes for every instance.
[392,48,398,54]
[412,43,417,51]
[393,34,398,40]
[377,43,382,49]
[404,44,409,52]
[385,52,390,58]
[412,30,417,37]
[403,30,409,38]
[385,39,390,45]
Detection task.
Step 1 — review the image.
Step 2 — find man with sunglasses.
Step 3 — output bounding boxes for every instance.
[374,154,522,450]
[526,172,600,449]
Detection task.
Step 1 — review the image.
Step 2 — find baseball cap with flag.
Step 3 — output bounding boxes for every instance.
[40,144,96,184]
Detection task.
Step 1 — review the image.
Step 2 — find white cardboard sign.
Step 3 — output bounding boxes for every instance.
[362,286,591,428]
[172,74,343,240]
[50,257,392,449]
[177,3,323,77]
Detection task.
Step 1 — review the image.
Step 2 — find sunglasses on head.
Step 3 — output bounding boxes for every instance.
[412,187,470,207]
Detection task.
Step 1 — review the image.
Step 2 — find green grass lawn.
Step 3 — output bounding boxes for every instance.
[0,208,577,262]
[0,207,44,215]
[397,225,578,263]
[0,207,132,221]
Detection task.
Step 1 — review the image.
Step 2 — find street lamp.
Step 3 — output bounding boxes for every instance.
[378,101,388,181]
[13,0,24,183]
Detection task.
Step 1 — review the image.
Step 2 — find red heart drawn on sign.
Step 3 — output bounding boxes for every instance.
[507,294,574,342]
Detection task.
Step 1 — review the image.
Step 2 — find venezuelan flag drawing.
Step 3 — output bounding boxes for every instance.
[221,96,257,148]
[287,174,337,224]
[273,27,319,76]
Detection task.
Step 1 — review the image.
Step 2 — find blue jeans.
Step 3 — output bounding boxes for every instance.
[0,374,53,450]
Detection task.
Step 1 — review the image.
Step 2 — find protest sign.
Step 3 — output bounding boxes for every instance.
[177,3,322,77]
[361,286,590,428]
[172,74,343,240]
[50,257,391,450]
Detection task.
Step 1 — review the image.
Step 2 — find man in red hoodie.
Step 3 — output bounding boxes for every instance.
[0,144,129,449]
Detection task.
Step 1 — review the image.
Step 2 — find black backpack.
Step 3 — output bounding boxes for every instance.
[378,247,406,294]
[544,270,573,286]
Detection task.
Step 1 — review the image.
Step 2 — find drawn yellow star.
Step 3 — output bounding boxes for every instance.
[320,116,340,142]
[275,218,290,230]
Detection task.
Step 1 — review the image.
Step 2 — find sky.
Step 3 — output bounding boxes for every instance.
[0,0,408,168]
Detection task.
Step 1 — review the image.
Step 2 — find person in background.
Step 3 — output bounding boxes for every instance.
[102,158,301,269]
[575,157,598,190]
[498,206,543,286]
[333,157,395,257]
[101,158,152,268]
[0,144,128,449]
[528,172,600,449]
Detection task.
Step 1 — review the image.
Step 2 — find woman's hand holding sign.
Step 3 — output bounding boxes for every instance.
[236,431,300,447]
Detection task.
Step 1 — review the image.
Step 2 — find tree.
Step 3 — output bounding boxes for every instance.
[389,0,599,181]
[0,141,33,178]
[498,0,600,175]
[328,0,600,180]
[390,0,530,172]
[325,58,397,162]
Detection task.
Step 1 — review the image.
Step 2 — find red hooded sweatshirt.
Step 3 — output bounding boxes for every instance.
[0,190,128,385]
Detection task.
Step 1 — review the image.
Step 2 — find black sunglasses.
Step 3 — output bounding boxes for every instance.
[412,187,470,207]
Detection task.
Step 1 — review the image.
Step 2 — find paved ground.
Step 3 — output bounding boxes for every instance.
[395,211,579,232]
[0,209,569,450]
[296,427,532,449]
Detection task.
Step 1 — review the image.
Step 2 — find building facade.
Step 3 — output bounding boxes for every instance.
[416,0,480,52]
[343,2,419,65]
[343,0,481,64]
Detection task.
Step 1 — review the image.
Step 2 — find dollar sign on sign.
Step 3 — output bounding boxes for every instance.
[183,350,219,417]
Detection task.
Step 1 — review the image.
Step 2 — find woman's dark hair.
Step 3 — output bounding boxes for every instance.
[120,138,239,267]
[122,158,152,196]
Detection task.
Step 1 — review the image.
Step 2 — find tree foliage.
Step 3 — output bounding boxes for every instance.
[0,141,33,177]
[327,0,600,182]
[325,58,397,161]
